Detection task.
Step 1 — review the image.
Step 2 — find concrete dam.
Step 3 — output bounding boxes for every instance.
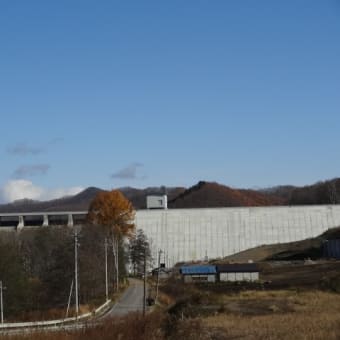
[136,205,340,266]
[1,205,340,266]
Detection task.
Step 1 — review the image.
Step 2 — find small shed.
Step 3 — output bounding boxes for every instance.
[323,240,340,259]
[180,265,217,283]
[151,267,171,280]
[216,263,260,282]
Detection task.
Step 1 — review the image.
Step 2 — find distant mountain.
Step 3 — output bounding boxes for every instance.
[0,186,186,213]
[1,178,339,213]
[259,185,297,202]
[168,181,284,208]
[0,187,103,213]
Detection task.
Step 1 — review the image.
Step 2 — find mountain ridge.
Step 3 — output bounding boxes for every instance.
[168,181,284,208]
[0,178,340,213]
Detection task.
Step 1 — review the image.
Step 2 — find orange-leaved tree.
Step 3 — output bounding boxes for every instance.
[87,190,135,291]
[87,190,135,238]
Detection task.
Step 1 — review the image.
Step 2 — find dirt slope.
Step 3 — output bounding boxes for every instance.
[219,227,340,263]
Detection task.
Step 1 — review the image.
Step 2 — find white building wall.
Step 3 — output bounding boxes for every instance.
[207,275,216,283]
[146,195,167,209]
[251,272,259,281]
[135,205,340,266]
[220,273,228,282]
[235,273,244,281]
[220,272,259,282]
[228,273,236,281]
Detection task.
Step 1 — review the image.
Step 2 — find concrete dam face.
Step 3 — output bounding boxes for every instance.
[135,205,340,266]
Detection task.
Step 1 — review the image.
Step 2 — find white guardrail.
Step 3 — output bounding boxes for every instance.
[0,300,111,330]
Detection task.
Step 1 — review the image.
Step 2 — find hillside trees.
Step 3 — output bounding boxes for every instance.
[20,228,74,309]
[0,225,115,321]
[289,179,340,205]
[78,224,114,301]
[87,190,135,290]
[0,238,28,317]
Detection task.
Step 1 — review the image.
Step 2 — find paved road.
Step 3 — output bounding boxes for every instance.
[102,278,145,318]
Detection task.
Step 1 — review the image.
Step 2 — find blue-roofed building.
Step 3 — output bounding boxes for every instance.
[180,265,217,283]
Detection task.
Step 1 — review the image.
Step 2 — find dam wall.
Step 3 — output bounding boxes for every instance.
[135,205,340,266]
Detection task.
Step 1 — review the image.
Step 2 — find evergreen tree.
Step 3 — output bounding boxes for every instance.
[129,229,152,276]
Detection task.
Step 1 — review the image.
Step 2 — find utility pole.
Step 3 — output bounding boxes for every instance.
[65,280,74,320]
[143,247,146,317]
[155,249,162,304]
[111,240,115,291]
[112,237,119,293]
[163,250,167,268]
[116,237,119,293]
[0,280,6,324]
[74,230,79,319]
[105,237,109,301]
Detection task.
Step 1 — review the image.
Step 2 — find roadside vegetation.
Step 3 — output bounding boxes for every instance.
[0,190,135,322]
[0,225,127,321]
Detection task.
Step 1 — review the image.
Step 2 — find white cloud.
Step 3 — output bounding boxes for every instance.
[2,180,43,202]
[0,180,84,203]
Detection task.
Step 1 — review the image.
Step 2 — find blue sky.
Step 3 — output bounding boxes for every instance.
[0,1,339,202]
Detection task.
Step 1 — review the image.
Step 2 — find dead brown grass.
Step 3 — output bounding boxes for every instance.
[202,290,340,339]
[2,312,166,340]
[3,290,340,339]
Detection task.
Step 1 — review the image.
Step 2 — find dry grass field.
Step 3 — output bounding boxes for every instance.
[201,290,340,339]
[0,312,166,340]
[160,277,340,339]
